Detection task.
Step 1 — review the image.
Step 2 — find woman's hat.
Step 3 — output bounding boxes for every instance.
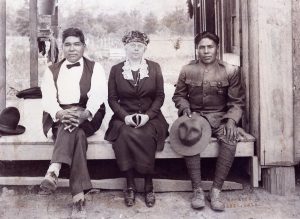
[0,107,25,135]
[122,30,150,45]
[170,114,211,156]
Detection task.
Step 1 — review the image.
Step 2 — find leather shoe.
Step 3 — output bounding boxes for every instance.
[191,188,205,209]
[124,188,136,207]
[207,187,225,211]
[145,191,155,207]
[40,171,58,193]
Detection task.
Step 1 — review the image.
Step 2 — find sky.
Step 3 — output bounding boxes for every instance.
[7,0,187,18]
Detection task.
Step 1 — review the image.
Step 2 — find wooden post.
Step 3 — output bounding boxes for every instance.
[240,0,249,131]
[262,167,295,195]
[30,0,38,87]
[248,0,260,155]
[0,0,6,110]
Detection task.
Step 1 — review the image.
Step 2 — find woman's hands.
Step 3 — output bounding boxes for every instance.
[125,114,149,128]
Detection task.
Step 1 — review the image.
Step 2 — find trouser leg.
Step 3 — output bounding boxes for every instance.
[69,128,92,196]
[51,124,77,165]
[184,154,202,189]
[212,141,237,189]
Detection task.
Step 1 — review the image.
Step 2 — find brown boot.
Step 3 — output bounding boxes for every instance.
[191,188,205,209]
[208,188,225,211]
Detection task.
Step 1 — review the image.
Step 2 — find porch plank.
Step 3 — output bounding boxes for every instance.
[0,138,255,161]
[0,177,243,192]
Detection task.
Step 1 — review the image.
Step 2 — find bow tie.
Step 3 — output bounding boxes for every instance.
[66,62,80,69]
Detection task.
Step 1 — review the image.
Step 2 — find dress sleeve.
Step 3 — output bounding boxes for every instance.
[107,65,129,120]
[145,63,165,119]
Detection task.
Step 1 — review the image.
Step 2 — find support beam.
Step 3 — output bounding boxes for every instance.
[262,167,295,195]
[0,0,6,110]
[248,0,260,159]
[29,0,38,87]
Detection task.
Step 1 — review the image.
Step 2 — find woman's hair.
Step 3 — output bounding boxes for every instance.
[195,31,219,46]
[62,27,85,45]
[122,30,150,46]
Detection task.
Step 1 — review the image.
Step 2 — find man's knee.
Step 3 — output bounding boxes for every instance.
[75,128,87,141]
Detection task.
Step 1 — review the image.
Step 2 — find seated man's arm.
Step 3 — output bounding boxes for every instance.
[172,68,191,117]
[41,67,63,121]
[85,63,107,120]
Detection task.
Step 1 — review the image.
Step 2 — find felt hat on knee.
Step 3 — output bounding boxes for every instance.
[170,113,211,156]
[0,107,25,135]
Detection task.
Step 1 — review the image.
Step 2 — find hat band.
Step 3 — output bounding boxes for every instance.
[0,123,17,130]
[126,38,148,45]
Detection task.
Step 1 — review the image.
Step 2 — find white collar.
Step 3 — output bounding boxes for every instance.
[64,57,84,65]
[122,58,149,80]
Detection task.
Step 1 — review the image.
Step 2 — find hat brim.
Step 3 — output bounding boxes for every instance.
[170,114,212,156]
[0,125,26,135]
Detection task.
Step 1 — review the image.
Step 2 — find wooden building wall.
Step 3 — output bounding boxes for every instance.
[293,0,300,164]
[247,0,294,166]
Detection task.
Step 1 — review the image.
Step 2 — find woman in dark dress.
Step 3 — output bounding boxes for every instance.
[105,31,169,207]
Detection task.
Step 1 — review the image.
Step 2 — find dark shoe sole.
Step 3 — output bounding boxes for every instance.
[191,203,205,209]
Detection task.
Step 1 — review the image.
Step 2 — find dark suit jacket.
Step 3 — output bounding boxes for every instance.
[104,59,169,151]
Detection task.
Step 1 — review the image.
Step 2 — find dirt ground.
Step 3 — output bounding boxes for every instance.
[0,184,300,219]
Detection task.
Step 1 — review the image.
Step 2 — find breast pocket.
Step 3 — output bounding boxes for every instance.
[185,79,203,95]
[210,80,229,95]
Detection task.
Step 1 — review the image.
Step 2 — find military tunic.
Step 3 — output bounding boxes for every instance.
[173,59,245,132]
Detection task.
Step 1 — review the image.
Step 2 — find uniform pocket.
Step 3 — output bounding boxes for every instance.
[186,79,202,87]
[210,80,229,95]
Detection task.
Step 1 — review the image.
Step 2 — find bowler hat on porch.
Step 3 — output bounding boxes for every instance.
[0,107,25,135]
[170,113,211,156]
[16,86,42,99]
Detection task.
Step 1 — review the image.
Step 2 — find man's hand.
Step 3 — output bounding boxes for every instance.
[125,114,138,127]
[135,114,149,128]
[224,118,238,142]
[182,108,192,118]
[56,107,91,132]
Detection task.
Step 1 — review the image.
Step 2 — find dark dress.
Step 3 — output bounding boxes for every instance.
[104,60,169,174]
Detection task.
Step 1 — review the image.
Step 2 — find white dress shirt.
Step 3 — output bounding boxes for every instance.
[41,58,107,121]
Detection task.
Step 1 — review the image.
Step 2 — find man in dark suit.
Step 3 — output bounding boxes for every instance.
[40,27,107,217]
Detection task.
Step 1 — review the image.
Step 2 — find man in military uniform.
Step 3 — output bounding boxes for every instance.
[172,31,245,211]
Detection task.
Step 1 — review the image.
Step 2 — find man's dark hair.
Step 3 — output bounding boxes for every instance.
[195,31,219,46]
[62,27,85,44]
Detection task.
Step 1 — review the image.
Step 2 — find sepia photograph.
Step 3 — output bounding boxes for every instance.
[0,0,300,218]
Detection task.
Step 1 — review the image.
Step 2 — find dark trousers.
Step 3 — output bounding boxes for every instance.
[51,123,93,196]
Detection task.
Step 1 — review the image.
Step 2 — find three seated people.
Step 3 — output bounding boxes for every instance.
[40,28,245,215]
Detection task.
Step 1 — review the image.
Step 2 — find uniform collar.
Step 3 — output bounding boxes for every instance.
[198,59,219,71]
